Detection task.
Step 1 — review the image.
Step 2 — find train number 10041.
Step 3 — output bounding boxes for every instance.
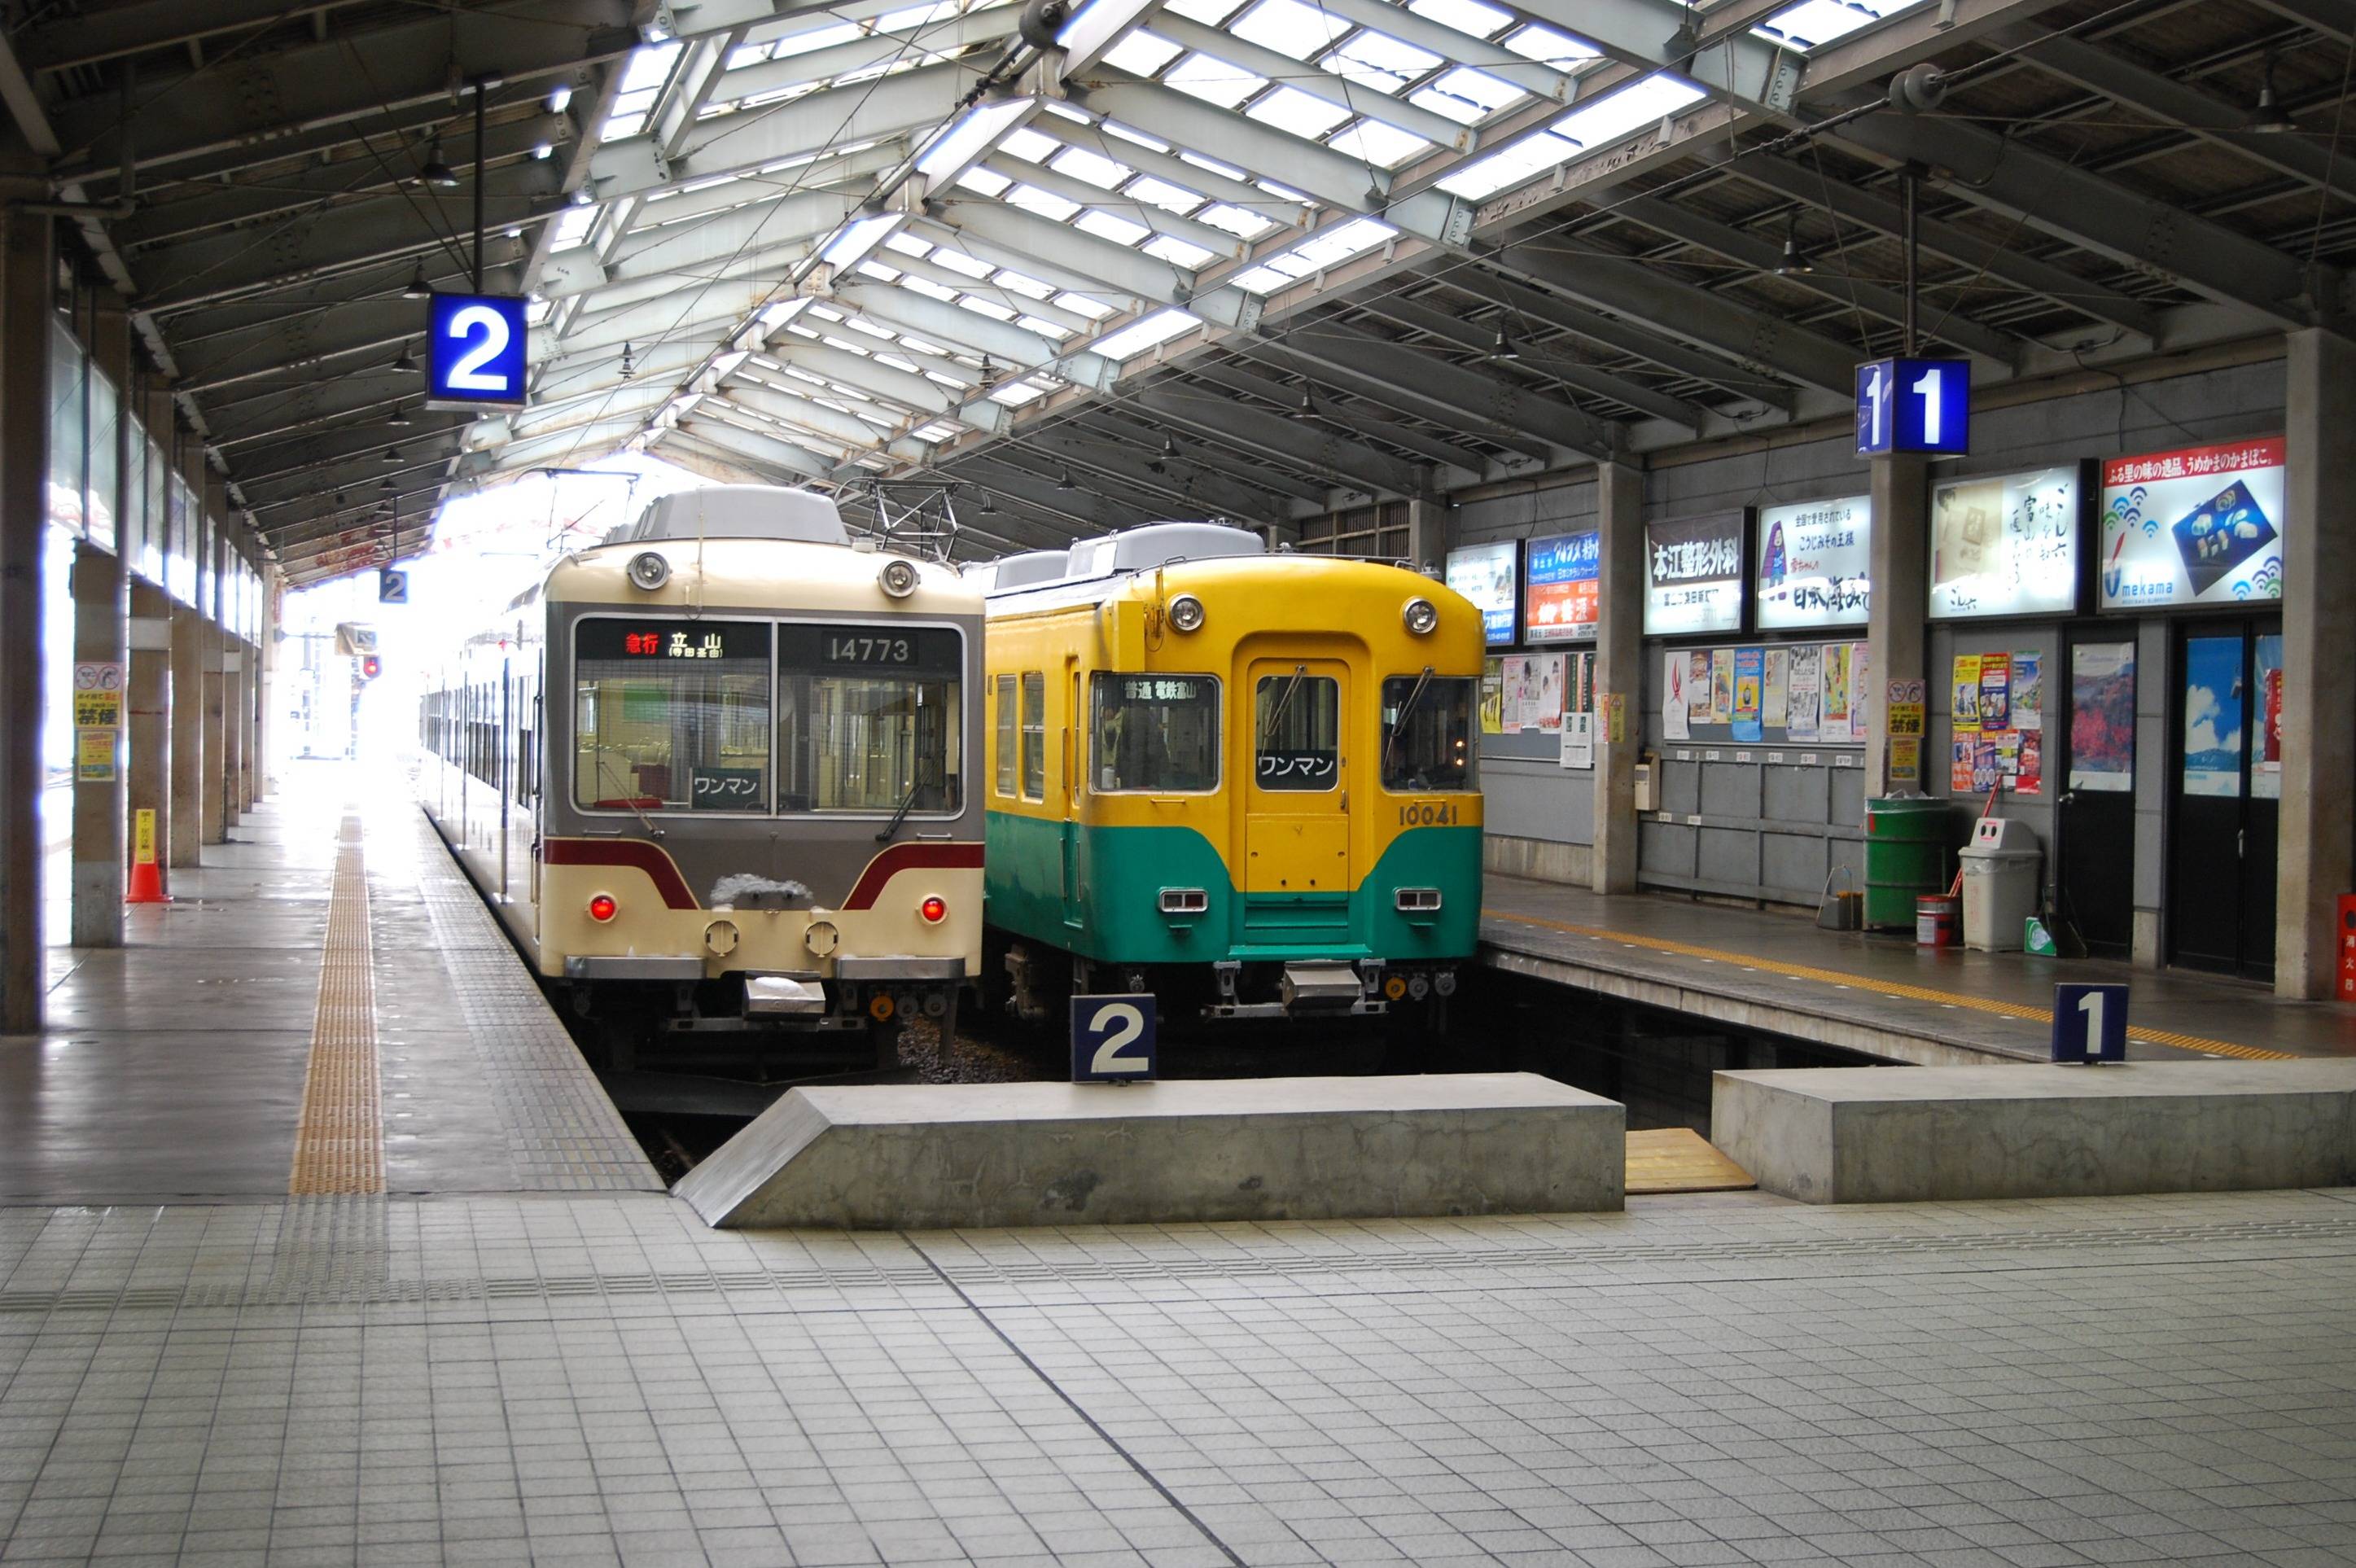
[1397,801,1461,826]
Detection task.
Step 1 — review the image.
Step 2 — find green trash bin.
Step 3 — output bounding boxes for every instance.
[1863,797,1949,931]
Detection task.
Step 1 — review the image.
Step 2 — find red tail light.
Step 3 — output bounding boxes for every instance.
[588,894,618,922]
[919,896,948,924]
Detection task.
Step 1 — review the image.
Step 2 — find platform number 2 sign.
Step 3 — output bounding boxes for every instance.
[425,292,529,409]
[2051,983,2128,1064]
[1071,995,1157,1083]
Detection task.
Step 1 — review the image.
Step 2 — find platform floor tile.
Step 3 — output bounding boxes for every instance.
[2,1187,2353,1565]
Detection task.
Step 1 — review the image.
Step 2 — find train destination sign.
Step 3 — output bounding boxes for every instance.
[577,618,770,662]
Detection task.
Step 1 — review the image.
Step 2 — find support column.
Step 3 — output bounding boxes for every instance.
[0,194,50,1034]
[1864,454,1930,798]
[200,517,227,845]
[128,581,172,892]
[1590,461,1644,895]
[72,299,134,947]
[1405,494,1452,576]
[2278,329,2356,998]
[239,631,259,812]
[169,602,203,868]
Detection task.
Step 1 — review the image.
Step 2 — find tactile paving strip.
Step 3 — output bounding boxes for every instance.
[1491,912,2301,1061]
[287,816,387,1195]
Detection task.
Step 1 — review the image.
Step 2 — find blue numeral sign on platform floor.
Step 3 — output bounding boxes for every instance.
[2051,983,2128,1064]
[1071,994,1157,1082]
[426,291,529,409]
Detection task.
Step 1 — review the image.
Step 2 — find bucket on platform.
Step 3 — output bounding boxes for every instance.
[1916,894,1959,948]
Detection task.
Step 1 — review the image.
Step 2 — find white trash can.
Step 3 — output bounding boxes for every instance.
[1959,817,2041,952]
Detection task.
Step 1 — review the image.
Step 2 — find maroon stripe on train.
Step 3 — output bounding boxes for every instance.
[841,842,984,910]
[541,839,699,910]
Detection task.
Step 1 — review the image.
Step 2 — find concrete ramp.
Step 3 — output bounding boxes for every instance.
[677,1073,1625,1229]
[1715,1061,2356,1203]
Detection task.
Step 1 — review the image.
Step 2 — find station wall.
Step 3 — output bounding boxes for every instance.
[1425,350,2288,962]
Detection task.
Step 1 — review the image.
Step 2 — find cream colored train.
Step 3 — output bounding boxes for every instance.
[418,485,982,1067]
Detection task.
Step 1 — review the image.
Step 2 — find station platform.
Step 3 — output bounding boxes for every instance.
[1482,877,2356,1067]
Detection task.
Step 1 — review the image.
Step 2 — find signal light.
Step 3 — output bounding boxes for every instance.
[588,894,618,922]
[919,895,948,924]
[360,655,383,679]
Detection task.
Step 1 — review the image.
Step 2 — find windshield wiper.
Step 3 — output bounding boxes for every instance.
[1383,664,1435,773]
[876,777,922,843]
[593,744,662,837]
[1258,664,1307,747]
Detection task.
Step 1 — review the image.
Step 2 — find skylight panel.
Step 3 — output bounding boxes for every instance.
[1006,182,1083,221]
[902,274,960,301]
[877,353,922,374]
[1232,265,1290,294]
[1076,209,1153,246]
[988,379,1047,405]
[913,422,963,441]
[1049,147,1132,189]
[1163,0,1247,23]
[1181,149,1250,182]
[1127,175,1206,213]
[884,231,934,259]
[1142,234,1216,269]
[1232,0,1348,60]
[856,261,904,283]
[1101,29,1184,76]
[900,333,948,357]
[1754,0,1914,50]
[998,125,1060,162]
[1329,118,1430,168]
[1327,30,1443,94]
[1433,129,1573,198]
[1412,64,1522,124]
[621,42,682,94]
[959,296,1021,322]
[602,110,648,138]
[1102,120,1172,153]
[1504,24,1597,69]
[846,318,895,340]
[1290,215,1395,268]
[726,42,773,68]
[1552,73,1706,150]
[1407,0,1512,39]
[820,335,874,356]
[1257,176,1311,203]
[1247,85,1353,140]
[1197,202,1274,239]
[551,208,596,247]
[956,166,1014,196]
[1164,52,1268,110]
[929,247,994,278]
[769,21,862,58]
[1094,307,1202,359]
[1018,315,1073,339]
[878,0,953,30]
[1055,291,1115,318]
[993,269,1058,299]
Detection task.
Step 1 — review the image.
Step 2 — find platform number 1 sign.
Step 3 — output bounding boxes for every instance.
[1071,995,1157,1083]
[1855,358,1971,457]
[2051,983,2128,1064]
[425,291,529,410]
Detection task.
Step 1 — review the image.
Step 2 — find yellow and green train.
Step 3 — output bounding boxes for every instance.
[977,523,1484,1024]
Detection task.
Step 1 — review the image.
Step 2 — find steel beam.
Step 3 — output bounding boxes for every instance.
[1260,320,1619,460]
[1506,0,1799,114]
[1127,378,1423,494]
[1143,14,1476,151]
[1184,356,1494,475]
[1358,291,1712,428]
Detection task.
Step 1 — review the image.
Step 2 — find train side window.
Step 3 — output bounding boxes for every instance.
[1380,675,1477,792]
[994,674,1016,798]
[1255,672,1340,791]
[1091,673,1220,792]
[1020,672,1045,801]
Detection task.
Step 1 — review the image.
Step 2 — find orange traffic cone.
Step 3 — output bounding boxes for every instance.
[125,807,169,904]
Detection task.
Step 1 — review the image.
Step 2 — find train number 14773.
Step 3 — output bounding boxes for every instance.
[1397,800,1461,826]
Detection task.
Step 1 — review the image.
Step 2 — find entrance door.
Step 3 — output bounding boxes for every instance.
[1062,661,1081,927]
[2167,619,2282,979]
[1243,659,1351,918]
[2058,634,2137,959]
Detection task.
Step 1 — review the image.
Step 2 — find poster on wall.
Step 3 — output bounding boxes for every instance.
[1446,541,1520,646]
[2181,634,2244,797]
[1732,648,1763,742]
[1708,649,1735,725]
[1754,496,1872,629]
[1687,651,1710,719]
[1849,644,1869,741]
[1524,531,1601,642]
[1786,646,1822,742]
[1979,653,2011,731]
[1822,644,1851,729]
[1480,655,1504,735]
[2255,633,2283,799]
[1929,467,2082,620]
[2099,437,2284,611]
[1535,653,1566,734]
[1951,653,1982,730]
[2012,652,2043,730]
[1643,511,1746,636]
[2068,642,2136,791]
[1663,650,1690,741]
[1570,649,1595,715]
[1763,648,1789,728]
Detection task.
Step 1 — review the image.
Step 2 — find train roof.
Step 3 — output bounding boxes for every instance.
[609,484,849,546]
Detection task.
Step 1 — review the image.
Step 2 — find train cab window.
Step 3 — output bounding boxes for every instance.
[776,624,964,815]
[1381,674,1477,792]
[1020,672,1045,801]
[1255,672,1340,791]
[571,617,773,812]
[994,674,1016,798]
[1091,674,1220,792]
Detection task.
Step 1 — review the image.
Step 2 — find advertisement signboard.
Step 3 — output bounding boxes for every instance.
[1642,511,1745,637]
[2098,437,2284,611]
[1755,495,1872,630]
[1523,530,1600,642]
[1929,466,2082,620]
[1445,541,1519,647]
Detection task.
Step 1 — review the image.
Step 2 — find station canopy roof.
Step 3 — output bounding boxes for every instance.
[7,0,2352,582]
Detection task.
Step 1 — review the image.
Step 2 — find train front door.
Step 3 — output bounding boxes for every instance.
[1242,659,1351,909]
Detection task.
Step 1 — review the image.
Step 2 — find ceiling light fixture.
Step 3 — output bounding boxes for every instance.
[387,404,411,427]
[1055,465,1075,490]
[2252,54,2295,134]
[392,341,418,373]
[1489,322,1519,361]
[401,262,431,300]
[380,445,402,465]
[417,134,458,188]
[1773,215,1816,276]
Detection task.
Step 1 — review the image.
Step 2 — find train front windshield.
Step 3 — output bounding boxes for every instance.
[571,615,963,817]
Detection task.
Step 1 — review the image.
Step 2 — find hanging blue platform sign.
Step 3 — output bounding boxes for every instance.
[425,291,529,410]
[1855,357,1970,457]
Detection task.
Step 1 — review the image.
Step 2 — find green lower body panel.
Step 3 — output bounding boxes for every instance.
[984,813,1481,966]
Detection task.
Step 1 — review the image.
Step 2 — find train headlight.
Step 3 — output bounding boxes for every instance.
[1402,596,1439,635]
[588,893,618,922]
[627,550,671,591]
[919,895,948,924]
[1167,593,1205,633]
[878,558,920,598]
